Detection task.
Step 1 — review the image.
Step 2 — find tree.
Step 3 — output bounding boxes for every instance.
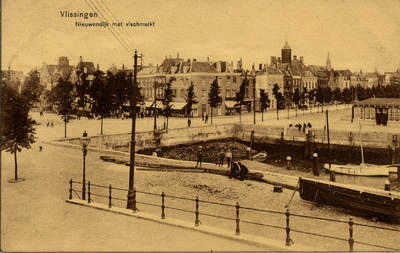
[299,87,308,115]
[315,85,324,112]
[234,77,248,123]
[342,87,352,107]
[259,89,270,122]
[185,82,198,117]
[292,88,301,117]
[332,87,342,110]
[47,73,75,137]
[89,69,113,134]
[162,77,176,129]
[21,69,42,106]
[284,91,293,119]
[272,84,284,120]
[357,85,367,101]
[1,81,36,182]
[208,77,222,125]
[75,71,90,110]
[324,86,333,109]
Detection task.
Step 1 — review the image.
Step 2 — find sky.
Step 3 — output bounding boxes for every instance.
[2,0,400,76]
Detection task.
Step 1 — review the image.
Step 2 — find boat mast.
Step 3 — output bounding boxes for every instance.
[360,122,364,166]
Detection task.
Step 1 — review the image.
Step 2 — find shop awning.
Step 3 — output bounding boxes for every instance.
[170,102,187,110]
[225,101,239,109]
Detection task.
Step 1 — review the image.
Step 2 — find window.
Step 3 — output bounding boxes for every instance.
[389,109,400,121]
[354,107,362,119]
[202,90,206,99]
[233,77,236,83]
[202,78,205,85]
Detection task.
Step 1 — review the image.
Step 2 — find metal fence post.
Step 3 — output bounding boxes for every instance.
[88,181,91,203]
[69,179,73,200]
[132,188,137,213]
[349,217,354,252]
[108,184,112,208]
[285,209,292,246]
[235,202,240,235]
[195,196,200,226]
[161,192,165,219]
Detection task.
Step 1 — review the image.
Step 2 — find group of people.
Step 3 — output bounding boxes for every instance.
[201,113,209,124]
[194,146,248,180]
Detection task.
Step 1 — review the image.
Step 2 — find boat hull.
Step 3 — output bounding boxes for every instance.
[324,163,390,176]
[299,177,400,220]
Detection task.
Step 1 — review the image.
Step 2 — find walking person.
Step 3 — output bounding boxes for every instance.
[188,116,191,127]
[226,149,232,168]
[51,120,54,127]
[46,119,50,127]
[205,113,208,124]
[194,146,203,169]
[202,112,204,121]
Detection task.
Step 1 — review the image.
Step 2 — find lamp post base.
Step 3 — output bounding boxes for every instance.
[126,189,136,212]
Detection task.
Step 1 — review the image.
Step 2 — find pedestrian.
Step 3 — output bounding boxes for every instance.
[226,149,232,168]
[194,146,203,169]
[230,162,240,179]
[205,113,208,124]
[188,116,191,127]
[218,149,225,167]
[46,120,50,127]
[238,162,249,181]
[202,112,204,121]
[51,120,54,127]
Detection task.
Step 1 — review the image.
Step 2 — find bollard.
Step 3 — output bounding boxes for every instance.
[348,217,354,252]
[133,188,137,213]
[108,185,112,208]
[69,179,73,199]
[195,196,200,226]
[286,156,292,170]
[330,170,336,182]
[161,192,165,219]
[397,166,400,180]
[88,181,91,203]
[313,153,319,176]
[385,180,391,191]
[235,202,240,235]
[285,209,291,246]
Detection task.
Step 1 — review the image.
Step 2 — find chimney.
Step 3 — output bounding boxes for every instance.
[80,56,83,63]
[97,64,99,70]
[177,53,179,59]
[207,57,210,62]
[259,63,262,70]
[193,59,196,62]
[300,56,304,64]
[187,59,190,63]
[293,55,297,61]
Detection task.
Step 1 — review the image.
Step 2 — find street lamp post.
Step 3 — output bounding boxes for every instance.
[80,131,91,200]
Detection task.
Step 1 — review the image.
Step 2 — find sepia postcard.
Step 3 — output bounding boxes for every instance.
[2,0,400,252]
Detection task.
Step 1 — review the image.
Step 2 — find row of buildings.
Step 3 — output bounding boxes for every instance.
[4,41,400,118]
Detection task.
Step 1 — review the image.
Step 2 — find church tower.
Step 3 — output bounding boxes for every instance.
[326,52,331,71]
[282,41,291,64]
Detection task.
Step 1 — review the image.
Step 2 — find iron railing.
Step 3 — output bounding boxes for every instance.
[69,179,400,252]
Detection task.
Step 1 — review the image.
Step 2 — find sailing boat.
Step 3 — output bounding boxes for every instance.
[324,122,395,176]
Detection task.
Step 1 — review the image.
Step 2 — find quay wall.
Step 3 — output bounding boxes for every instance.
[57,123,398,163]
[60,124,235,151]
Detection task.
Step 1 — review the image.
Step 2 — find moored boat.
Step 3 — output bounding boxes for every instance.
[323,163,393,176]
[299,177,400,221]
